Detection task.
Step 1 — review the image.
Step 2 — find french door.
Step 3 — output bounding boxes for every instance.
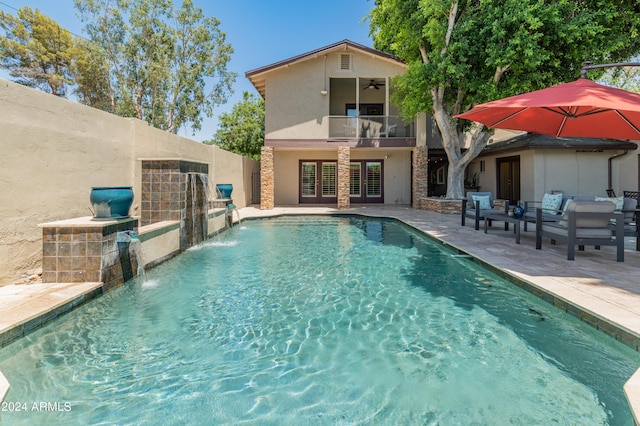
[496,156,520,205]
[299,160,384,204]
[299,161,337,204]
[350,160,384,204]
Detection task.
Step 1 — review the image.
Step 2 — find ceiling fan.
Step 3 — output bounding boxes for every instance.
[363,79,385,90]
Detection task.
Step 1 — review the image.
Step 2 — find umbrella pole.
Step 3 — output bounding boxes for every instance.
[581,61,640,79]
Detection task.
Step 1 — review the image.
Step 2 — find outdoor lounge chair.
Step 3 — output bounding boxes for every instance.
[610,196,639,251]
[535,200,624,261]
[461,192,508,230]
[379,124,397,138]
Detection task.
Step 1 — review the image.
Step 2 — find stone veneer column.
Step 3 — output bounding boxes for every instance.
[261,146,275,210]
[337,147,351,209]
[412,146,429,208]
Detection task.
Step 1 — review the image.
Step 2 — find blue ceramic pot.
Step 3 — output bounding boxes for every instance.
[90,186,134,219]
[513,205,525,219]
[216,184,233,198]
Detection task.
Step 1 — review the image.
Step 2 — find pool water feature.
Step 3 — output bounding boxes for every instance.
[0,216,638,424]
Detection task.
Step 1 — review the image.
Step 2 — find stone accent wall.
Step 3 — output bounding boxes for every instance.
[261,146,275,210]
[141,160,208,226]
[41,218,139,290]
[337,147,351,209]
[412,146,429,208]
[420,198,462,214]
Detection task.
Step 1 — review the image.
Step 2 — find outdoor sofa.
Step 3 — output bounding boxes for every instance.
[521,193,639,251]
[535,200,625,261]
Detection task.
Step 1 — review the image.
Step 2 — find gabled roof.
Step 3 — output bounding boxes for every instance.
[479,132,637,156]
[245,39,405,98]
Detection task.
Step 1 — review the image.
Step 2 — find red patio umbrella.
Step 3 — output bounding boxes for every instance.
[454,78,640,141]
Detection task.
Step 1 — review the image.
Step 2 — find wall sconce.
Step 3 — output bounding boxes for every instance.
[321,90,328,95]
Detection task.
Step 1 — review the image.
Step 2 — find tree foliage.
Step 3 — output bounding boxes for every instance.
[0,6,77,96]
[597,56,640,94]
[74,0,236,134]
[207,91,264,160]
[72,37,112,110]
[369,0,640,198]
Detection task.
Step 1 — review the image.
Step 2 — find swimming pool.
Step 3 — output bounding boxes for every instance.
[0,215,638,424]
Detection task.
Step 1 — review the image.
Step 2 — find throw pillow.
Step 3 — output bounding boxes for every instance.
[594,196,624,210]
[595,196,626,225]
[471,195,492,210]
[561,199,573,215]
[541,193,563,214]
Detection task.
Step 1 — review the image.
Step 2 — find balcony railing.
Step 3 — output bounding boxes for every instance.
[328,115,414,139]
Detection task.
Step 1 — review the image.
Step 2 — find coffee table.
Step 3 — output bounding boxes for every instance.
[483,212,523,244]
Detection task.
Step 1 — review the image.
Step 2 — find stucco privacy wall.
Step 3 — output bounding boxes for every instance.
[1,79,258,285]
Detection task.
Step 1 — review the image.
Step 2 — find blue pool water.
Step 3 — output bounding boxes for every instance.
[0,215,639,424]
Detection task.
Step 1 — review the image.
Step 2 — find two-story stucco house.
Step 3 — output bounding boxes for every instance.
[247,40,429,209]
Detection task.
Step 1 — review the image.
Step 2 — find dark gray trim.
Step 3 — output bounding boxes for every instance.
[266,138,416,148]
[479,133,638,157]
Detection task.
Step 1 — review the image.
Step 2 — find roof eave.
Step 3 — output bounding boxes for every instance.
[245,39,406,98]
[478,133,638,157]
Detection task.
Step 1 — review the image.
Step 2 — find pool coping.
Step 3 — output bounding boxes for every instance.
[1,206,639,421]
[0,282,104,345]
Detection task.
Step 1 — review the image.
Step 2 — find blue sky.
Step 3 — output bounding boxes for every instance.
[0,0,375,141]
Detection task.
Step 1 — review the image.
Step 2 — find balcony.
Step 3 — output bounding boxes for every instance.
[328,115,415,139]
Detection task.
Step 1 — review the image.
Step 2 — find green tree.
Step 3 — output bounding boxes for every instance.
[0,6,77,96]
[72,37,112,110]
[369,0,640,199]
[74,0,236,134]
[207,91,264,160]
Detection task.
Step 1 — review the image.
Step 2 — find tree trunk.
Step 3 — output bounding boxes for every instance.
[447,159,466,200]
[431,90,491,200]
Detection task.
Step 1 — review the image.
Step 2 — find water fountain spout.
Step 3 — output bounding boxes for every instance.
[226,203,241,227]
[116,230,145,277]
[186,172,209,248]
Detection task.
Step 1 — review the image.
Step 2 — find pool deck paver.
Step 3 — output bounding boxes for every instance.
[1,205,639,417]
[0,281,103,346]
